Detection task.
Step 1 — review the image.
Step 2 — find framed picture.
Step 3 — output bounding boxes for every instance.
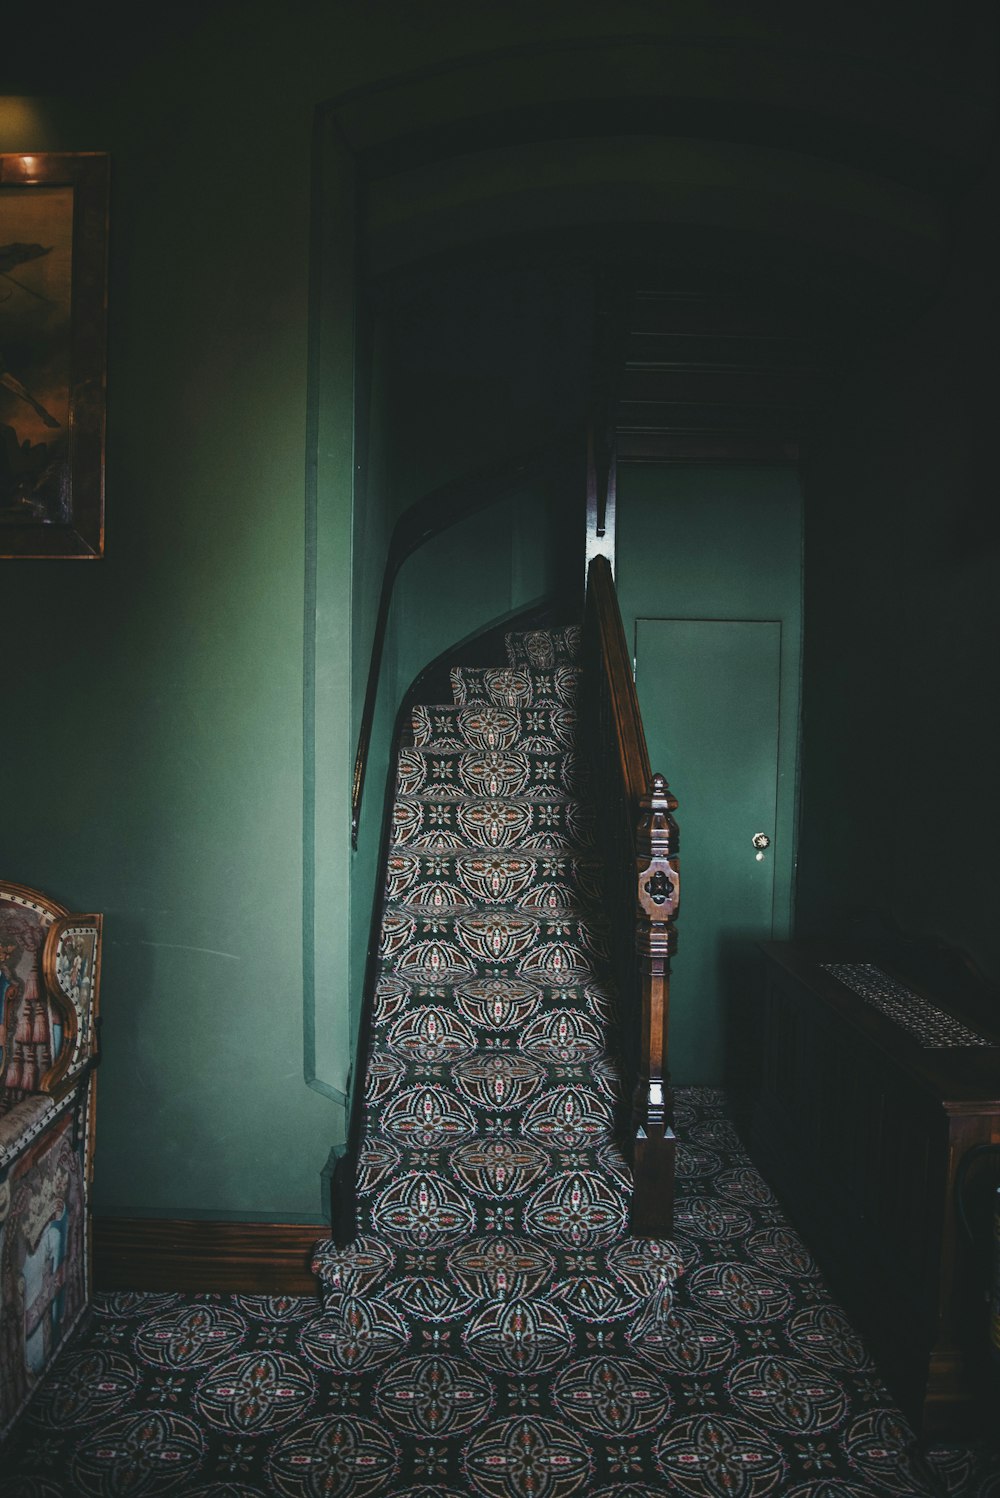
[0,153,108,558]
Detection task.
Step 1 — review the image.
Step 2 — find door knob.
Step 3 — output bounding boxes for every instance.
[752,832,770,861]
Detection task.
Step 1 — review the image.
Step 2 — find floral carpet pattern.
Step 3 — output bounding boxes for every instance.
[312,626,684,1374]
[1,1089,999,1495]
[3,630,998,1494]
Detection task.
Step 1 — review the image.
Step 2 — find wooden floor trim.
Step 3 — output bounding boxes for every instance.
[93,1217,325,1295]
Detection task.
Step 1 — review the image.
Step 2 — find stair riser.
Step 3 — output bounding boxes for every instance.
[371,973,620,1031]
[396,746,585,800]
[385,852,604,911]
[390,797,596,854]
[450,665,580,709]
[412,702,577,752]
[379,908,609,969]
[505,625,581,668]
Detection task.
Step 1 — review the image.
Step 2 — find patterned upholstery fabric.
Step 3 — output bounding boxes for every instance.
[0,896,55,1106]
[0,883,101,1439]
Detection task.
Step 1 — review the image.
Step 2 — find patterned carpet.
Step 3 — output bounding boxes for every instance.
[1,1088,999,1494]
[313,625,685,1373]
[4,629,998,1494]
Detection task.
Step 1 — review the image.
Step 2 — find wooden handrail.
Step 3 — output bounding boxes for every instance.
[351,430,578,847]
[587,555,650,795]
[584,554,680,1236]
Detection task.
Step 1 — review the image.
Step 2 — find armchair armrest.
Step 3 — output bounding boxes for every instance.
[40,914,103,1096]
[0,886,102,1099]
[0,884,101,1440]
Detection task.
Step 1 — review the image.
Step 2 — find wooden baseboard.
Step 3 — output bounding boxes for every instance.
[93,1217,326,1295]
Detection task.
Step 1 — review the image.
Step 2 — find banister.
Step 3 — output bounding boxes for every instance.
[351,430,578,847]
[584,552,679,1237]
[586,555,650,800]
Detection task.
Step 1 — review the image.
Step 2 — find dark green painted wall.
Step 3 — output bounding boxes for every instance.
[616,466,804,1082]
[796,161,1000,983]
[2,3,994,1226]
[0,8,599,1224]
[345,262,593,1101]
[1,74,336,1221]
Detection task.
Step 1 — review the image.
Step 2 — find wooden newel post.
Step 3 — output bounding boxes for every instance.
[632,771,680,1236]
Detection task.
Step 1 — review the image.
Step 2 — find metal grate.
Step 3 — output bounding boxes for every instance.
[820,963,993,1049]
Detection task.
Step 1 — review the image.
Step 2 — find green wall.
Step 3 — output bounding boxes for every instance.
[0,71,336,1221]
[2,3,993,1227]
[345,261,593,1100]
[796,160,1000,981]
[0,4,597,1224]
[616,466,804,1082]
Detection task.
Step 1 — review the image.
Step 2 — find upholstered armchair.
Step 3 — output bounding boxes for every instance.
[0,882,102,1438]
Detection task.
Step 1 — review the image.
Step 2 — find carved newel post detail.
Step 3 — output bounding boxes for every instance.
[633,772,680,1236]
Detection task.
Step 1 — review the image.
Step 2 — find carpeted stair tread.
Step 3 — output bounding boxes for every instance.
[412,701,578,752]
[505,624,582,667]
[390,886,604,918]
[385,851,605,912]
[395,745,586,800]
[390,795,597,853]
[370,972,620,1029]
[450,664,580,708]
[378,907,610,974]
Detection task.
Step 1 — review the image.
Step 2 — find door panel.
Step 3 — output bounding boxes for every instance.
[616,462,802,1086]
[636,617,782,1083]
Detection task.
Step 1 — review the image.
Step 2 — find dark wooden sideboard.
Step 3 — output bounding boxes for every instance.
[749,941,1000,1437]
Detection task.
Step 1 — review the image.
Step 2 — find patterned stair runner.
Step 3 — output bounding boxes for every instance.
[312,627,684,1480]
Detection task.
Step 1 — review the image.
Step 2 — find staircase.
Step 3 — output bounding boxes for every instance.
[313,626,683,1399]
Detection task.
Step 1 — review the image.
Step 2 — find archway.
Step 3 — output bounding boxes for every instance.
[304,28,970,1107]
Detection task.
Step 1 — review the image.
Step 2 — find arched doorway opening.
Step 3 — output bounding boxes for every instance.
[304,31,961,1107]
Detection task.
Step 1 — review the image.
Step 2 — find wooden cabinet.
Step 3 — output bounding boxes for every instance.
[749,942,1000,1437]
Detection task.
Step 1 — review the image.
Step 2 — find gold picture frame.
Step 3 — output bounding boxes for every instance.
[0,153,108,558]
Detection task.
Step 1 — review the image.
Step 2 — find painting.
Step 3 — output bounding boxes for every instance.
[0,154,108,558]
